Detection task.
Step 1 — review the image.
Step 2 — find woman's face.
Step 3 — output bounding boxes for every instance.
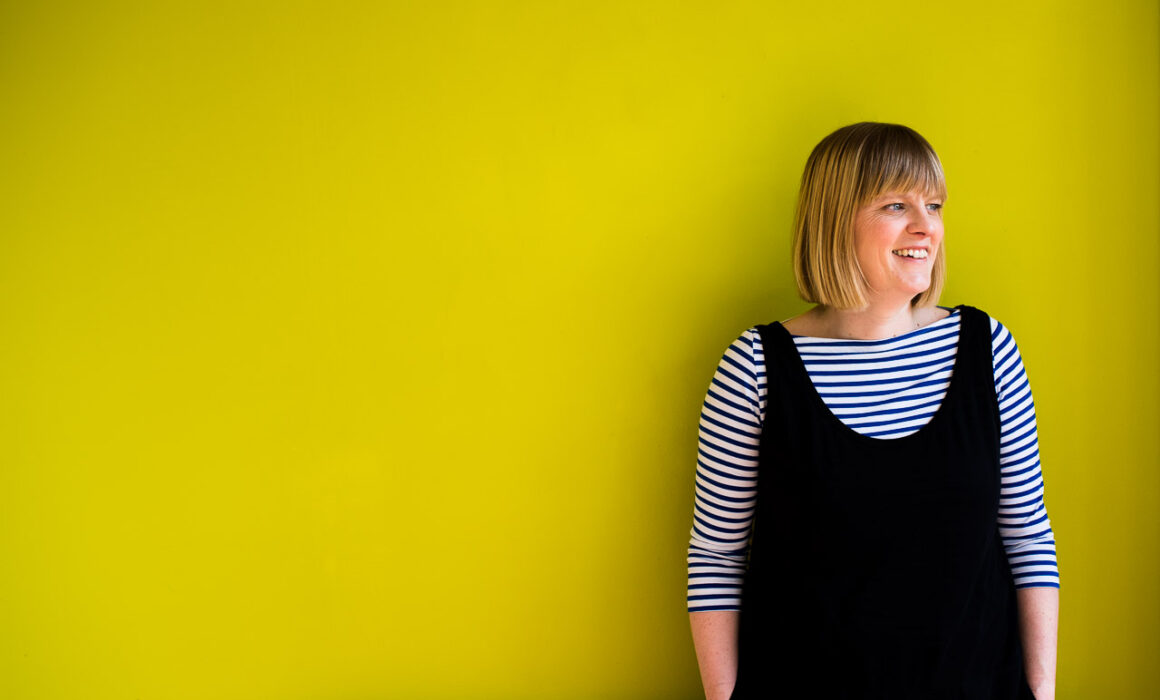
[852,189,944,304]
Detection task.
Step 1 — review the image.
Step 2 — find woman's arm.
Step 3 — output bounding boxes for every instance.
[989,318,1060,698]
[686,330,761,697]
[1017,586,1059,699]
[990,318,1060,588]
[689,610,739,700]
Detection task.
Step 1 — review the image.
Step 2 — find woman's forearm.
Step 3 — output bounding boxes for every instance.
[689,610,739,700]
[1016,586,1059,699]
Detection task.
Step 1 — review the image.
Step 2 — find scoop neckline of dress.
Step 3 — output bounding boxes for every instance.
[773,303,967,446]
[786,305,959,343]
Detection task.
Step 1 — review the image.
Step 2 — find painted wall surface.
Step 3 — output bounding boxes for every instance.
[1,2,1157,698]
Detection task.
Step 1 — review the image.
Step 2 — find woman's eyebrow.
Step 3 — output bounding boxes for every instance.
[879,191,942,201]
[873,192,906,202]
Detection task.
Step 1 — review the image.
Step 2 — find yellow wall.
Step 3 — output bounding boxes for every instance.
[1,2,1156,698]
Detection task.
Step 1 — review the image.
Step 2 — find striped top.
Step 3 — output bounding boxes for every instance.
[687,306,1059,613]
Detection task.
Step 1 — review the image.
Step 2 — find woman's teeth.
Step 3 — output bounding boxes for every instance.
[892,249,928,259]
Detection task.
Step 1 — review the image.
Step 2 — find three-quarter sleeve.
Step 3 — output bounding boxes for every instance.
[990,318,1061,588]
[686,329,763,612]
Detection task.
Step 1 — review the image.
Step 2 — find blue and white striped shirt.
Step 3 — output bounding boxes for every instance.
[687,307,1059,612]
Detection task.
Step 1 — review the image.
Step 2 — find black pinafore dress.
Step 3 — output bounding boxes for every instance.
[731,304,1034,699]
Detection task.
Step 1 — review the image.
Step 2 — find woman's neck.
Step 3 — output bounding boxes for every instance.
[812,301,930,341]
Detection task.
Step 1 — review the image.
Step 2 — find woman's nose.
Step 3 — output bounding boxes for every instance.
[907,209,939,234]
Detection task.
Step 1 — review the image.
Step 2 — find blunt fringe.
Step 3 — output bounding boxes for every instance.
[792,122,948,309]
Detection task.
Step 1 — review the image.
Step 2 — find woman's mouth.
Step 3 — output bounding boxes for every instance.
[892,248,929,261]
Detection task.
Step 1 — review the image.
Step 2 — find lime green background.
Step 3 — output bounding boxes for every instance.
[1,2,1157,698]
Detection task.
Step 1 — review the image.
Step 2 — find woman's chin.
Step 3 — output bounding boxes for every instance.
[901,276,932,294]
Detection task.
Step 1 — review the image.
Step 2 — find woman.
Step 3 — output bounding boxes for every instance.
[686,122,1059,699]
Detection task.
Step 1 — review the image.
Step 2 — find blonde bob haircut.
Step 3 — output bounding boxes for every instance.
[792,121,948,310]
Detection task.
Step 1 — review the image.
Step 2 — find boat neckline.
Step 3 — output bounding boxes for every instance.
[785,305,960,342]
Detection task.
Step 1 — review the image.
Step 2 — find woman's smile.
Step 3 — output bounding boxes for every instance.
[891,247,930,261]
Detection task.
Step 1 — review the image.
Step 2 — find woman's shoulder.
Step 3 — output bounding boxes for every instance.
[956,307,1030,376]
[713,325,764,366]
[778,307,823,336]
[957,303,1005,336]
[923,304,955,327]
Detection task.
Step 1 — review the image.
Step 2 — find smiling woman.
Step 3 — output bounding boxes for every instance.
[687,123,1059,700]
[854,189,945,307]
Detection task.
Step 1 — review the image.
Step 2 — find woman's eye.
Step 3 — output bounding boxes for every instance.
[884,201,942,212]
